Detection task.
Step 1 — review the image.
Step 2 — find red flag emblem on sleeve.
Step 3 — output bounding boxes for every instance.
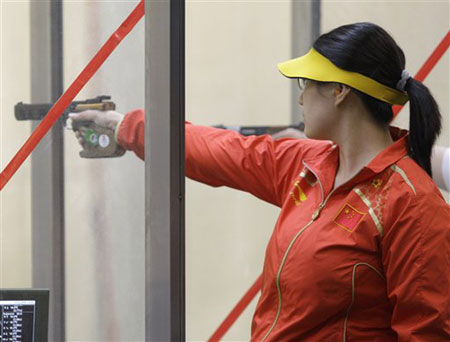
[333,203,366,232]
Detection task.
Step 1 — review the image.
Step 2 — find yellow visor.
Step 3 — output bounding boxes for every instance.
[278,48,408,105]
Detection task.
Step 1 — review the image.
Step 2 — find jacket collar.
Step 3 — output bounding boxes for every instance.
[364,126,409,174]
[303,126,410,195]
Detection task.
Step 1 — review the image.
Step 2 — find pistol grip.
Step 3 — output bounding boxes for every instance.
[72,120,125,158]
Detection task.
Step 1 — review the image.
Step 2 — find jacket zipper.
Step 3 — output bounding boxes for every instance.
[261,162,337,341]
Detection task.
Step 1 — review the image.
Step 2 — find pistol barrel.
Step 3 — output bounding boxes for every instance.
[15,102,52,121]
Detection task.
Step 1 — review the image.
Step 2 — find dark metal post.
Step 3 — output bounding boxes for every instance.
[145,0,185,340]
[30,0,65,340]
[291,0,321,123]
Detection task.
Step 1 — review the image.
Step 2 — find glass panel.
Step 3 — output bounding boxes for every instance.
[0,0,32,289]
[63,2,145,340]
[185,2,293,340]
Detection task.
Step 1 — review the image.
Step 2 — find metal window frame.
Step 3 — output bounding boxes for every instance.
[291,0,321,123]
[30,0,65,341]
[145,0,185,340]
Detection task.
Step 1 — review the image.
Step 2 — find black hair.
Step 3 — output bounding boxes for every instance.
[313,22,441,176]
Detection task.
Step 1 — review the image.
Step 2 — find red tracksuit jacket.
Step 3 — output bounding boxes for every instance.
[118,109,450,342]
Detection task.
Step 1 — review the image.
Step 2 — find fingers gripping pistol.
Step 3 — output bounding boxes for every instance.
[15,96,125,158]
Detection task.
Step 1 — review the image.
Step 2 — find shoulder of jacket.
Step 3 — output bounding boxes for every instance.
[387,156,440,198]
[379,157,448,224]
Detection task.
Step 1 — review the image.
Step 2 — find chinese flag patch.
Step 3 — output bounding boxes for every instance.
[333,203,366,232]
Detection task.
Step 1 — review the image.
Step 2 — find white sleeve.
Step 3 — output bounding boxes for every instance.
[443,147,450,191]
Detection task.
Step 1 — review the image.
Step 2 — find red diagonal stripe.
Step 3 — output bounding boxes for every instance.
[208,275,262,342]
[415,31,450,82]
[0,0,145,191]
[393,30,449,116]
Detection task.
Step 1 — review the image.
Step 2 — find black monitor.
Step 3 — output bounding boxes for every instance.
[0,289,49,342]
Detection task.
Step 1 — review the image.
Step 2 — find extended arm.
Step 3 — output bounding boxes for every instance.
[70,109,329,205]
[114,109,315,206]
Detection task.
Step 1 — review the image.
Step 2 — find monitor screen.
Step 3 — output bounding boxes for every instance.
[0,299,36,341]
[0,290,49,342]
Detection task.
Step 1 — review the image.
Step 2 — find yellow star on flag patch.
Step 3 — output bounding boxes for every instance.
[372,178,383,188]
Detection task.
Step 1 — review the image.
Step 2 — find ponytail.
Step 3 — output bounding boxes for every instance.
[404,78,442,177]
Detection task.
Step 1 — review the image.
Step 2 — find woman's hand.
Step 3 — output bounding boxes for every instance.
[69,110,124,146]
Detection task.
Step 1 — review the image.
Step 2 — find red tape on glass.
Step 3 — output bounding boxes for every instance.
[208,275,262,342]
[393,30,449,116]
[0,0,145,191]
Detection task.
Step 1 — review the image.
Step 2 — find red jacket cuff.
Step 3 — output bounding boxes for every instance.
[117,109,145,160]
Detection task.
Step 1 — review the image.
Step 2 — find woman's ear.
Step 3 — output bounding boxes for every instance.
[333,83,351,106]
